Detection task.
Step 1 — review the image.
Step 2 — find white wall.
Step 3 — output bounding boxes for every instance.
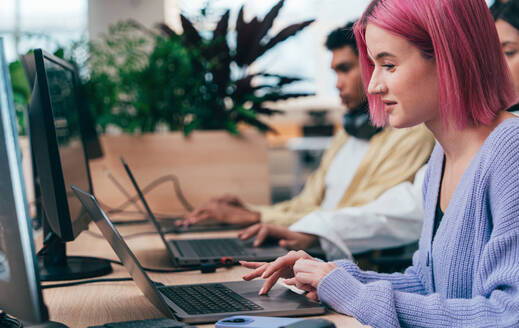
[88,0,167,39]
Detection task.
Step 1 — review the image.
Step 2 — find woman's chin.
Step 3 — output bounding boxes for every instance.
[388,116,417,129]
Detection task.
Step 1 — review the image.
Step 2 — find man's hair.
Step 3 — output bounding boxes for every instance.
[325,21,358,54]
[354,0,517,128]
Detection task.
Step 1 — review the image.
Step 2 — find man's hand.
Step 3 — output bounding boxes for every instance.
[238,223,318,248]
[177,196,259,226]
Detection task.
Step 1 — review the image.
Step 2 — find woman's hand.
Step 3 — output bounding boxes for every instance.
[284,259,337,300]
[240,250,316,295]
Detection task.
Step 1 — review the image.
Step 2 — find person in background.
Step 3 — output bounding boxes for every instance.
[496,0,519,113]
[491,0,510,18]
[241,0,519,326]
[179,21,435,260]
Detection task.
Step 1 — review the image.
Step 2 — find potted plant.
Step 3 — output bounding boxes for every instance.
[84,1,316,213]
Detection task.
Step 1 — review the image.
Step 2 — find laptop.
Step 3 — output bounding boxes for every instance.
[72,186,326,324]
[120,158,249,233]
[121,157,289,266]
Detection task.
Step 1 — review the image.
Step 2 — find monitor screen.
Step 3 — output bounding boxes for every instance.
[44,57,91,231]
[0,38,48,324]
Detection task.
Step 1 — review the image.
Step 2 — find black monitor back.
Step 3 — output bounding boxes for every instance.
[28,49,93,241]
[0,38,48,324]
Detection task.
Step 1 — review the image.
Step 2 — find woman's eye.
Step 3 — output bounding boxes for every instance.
[382,64,395,70]
[505,50,517,57]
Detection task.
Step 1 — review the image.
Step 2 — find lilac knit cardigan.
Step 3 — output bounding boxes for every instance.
[317,118,519,327]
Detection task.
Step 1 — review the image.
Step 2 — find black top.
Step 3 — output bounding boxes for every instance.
[432,201,444,240]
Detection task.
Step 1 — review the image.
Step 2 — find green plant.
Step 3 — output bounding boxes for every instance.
[87,0,315,135]
[8,61,31,135]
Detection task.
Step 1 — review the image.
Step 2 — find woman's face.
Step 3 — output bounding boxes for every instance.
[365,24,439,129]
[496,19,519,96]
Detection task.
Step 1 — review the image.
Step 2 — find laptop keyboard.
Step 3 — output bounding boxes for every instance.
[159,284,263,315]
[189,239,247,257]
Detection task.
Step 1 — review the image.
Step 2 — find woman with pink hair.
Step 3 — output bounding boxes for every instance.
[241,0,519,326]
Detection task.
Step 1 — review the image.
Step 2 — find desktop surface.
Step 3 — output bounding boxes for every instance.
[39,221,367,328]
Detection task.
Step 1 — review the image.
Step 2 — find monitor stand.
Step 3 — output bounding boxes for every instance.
[0,313,68,328]
[38,218,112,281]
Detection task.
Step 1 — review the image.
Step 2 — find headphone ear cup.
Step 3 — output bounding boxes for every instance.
[343,108,382,140]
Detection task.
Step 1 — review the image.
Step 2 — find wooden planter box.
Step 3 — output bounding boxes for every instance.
[89,130,271,217]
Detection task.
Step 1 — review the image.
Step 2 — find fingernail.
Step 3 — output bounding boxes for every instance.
[259,288,265,295]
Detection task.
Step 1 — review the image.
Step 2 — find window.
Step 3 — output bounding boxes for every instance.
[0,0,87,62]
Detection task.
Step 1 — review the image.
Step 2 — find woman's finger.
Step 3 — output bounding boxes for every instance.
[306,291,319,301]
[262,251,309,278]
[259,271,282,295]
[242,262,268,280]
[293,271,318,288]
[239,261,266,269]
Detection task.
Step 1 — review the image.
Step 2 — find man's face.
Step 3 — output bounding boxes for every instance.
[331,45,366,110]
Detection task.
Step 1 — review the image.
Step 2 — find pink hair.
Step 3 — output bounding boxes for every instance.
[354,0,517,128]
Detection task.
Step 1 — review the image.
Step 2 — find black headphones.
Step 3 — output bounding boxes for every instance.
[343,102,382,140]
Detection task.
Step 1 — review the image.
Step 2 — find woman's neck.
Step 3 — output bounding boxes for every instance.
[426,111,514,163]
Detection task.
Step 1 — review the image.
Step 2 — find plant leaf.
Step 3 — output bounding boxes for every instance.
[237,115,278,134]
[252,106,284,116]
[156,23,177,38]
[235,5,255,66]
[255,19,315,61]
[180,14,202,46]
[259,92,315,102]
[257,0,285,43]
[214,9,230,40]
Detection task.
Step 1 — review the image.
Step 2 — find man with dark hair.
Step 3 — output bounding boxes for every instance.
[180,22,434,260]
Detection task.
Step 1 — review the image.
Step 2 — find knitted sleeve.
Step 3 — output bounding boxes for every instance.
[333,255,427,295]
[318,227,519,327]
[316,127,519,328]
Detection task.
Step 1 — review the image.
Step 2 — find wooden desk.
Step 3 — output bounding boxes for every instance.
[42,222,367,328]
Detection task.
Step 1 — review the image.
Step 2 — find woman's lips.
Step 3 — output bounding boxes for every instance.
[383,101,397,112]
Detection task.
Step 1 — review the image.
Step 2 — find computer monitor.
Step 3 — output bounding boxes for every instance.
[20,52,103,232]
[0,38,66,327]
[28,49,111,281]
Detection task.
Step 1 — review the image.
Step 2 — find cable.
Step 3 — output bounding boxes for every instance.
[41,261,222,289]
[41,277,133,289]
[103,168,147,216]
[100,173,194,221]
[106,259,203,273]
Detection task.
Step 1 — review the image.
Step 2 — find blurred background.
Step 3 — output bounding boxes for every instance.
[0,0,498,207]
